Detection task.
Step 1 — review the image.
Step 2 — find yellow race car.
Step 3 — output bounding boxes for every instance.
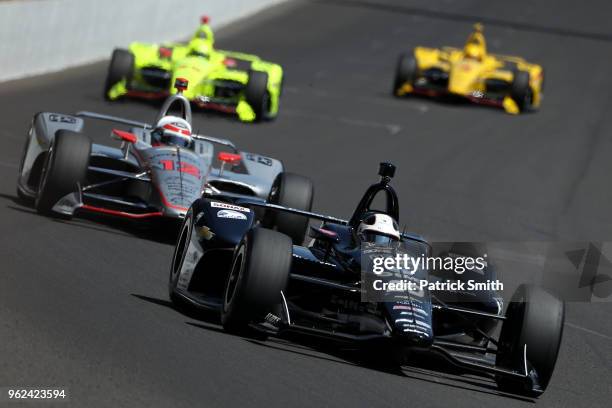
[393,24,543,114]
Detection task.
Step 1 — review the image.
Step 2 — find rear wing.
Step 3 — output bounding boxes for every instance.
[235,198,349,226]
[234,199,429,243]
[245,201,432,254]
[76,111,238,152]
[76,111,151,129]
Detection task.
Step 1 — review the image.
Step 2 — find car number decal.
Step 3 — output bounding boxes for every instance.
[48,114,77,124]
[245,153,273,167]
[159,159,201,178]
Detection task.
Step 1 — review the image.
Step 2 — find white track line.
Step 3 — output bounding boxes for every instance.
[565,321,612,341]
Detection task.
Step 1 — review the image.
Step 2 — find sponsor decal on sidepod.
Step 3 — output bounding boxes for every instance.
[217,210,247,220]
[210,202,251,212]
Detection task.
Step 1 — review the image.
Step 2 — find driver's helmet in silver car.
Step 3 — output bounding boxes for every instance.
[152,116,193,148]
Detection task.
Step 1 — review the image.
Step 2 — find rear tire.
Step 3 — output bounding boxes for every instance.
[393,53,418,96]
[264,172,314,245]
[496,284,564,396]
[35,130,91,217]
[221,228,292,334]
[104,48,134,100]
[511,71,532,112]
[245,71,270,122]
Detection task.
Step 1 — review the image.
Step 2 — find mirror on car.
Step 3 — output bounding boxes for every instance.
[111,129,137,144]
[309,226,340,243]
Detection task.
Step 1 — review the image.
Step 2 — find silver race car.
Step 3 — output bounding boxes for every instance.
[16,78,313,243]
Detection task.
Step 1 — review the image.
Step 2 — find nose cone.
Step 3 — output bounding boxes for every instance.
[448,60,481,95]
[394,323,434,348]
[141,147,205,217]
[388,302,434,348]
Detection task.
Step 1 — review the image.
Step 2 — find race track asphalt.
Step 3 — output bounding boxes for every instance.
[1,0,611,406]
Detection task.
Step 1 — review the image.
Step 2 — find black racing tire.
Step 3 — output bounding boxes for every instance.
[511,71,532,112]
[104,48,134,100]
[168,207,195,306]
[393,53,418,96]
[264,172,314,245]
[35,130,91,218]
[245,70,270,122]
[496,284,564,396]
[266,76,284,122]
[221,228,292,334]
[16,186,32,204]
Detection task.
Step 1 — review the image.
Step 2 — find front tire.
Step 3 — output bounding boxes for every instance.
[264,172,314,245]
[245,71,270,122]
[496,284,564,396]
[511,71,532,112]
[104,48,134,100]
[169,208,195,306]
[221,228,292,333]
[393,53,418,96]
[16,132,35,204]
[35,130,91,217]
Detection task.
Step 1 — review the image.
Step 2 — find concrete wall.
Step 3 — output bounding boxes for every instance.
[0,0,286,82]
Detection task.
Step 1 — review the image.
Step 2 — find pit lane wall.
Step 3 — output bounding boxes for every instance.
[0,0,287,82]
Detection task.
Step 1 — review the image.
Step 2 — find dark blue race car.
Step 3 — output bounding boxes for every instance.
[169,162,564,398]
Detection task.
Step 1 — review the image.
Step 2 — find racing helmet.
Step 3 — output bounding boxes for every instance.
[463,23,486,60]
[153,116,193,148]
[357,213,400,245]
[464,43,484,60]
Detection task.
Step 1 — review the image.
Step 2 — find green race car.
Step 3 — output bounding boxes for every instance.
[104,16,283,122]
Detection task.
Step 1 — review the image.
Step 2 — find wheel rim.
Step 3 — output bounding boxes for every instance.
[36,140,55,205]
[264,177,281,228]
[224,244,245,309]
[268,179,280,203]
[498,292,526,365]
[525,89,533,109]
[18,130,32,175]
[261,92,271,118]
[170,213,192,287]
